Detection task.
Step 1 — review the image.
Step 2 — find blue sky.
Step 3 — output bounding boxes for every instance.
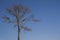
[0,0,60,40]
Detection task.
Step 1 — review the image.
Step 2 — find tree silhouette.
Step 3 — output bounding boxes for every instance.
[1,4,39,40]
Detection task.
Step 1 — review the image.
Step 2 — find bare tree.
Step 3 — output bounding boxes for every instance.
[1,4,39,40]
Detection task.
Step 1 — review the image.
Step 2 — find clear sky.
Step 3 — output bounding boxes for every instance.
[0,0,60,40]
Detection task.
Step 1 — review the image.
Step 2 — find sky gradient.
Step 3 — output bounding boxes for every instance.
[0,0,60,40]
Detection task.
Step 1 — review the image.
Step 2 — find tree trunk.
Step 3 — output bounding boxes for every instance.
[16,10,20,40]
[16,17,20,40]
[18,26,20,40]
